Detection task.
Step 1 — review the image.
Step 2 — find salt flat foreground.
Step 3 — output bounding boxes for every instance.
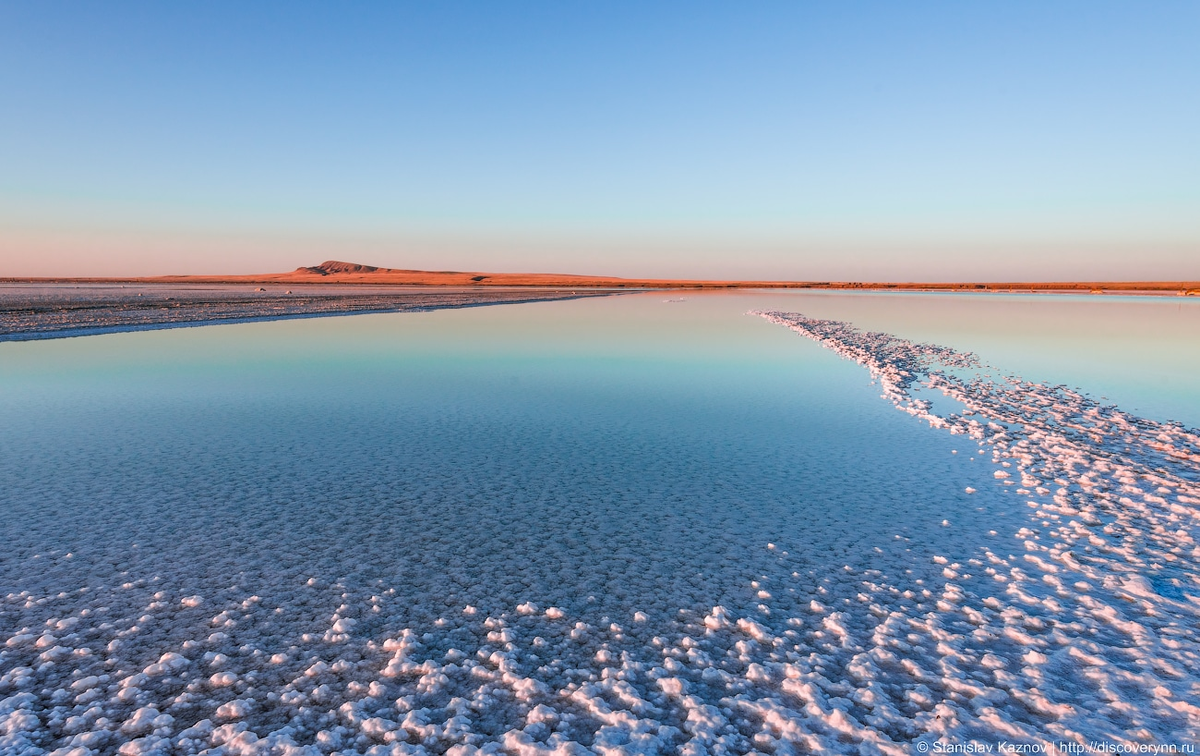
[0,294,1196,755]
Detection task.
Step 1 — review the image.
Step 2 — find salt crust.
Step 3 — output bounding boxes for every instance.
[0,285,610,342]
[1,312,1197,754]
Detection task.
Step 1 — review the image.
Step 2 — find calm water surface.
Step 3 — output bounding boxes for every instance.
[1,291,1195,612]
[0,291,1196,750]
[1,293,997,613]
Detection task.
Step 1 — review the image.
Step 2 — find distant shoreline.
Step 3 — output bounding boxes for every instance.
[0,286,615,343]
[2,258,1197,296]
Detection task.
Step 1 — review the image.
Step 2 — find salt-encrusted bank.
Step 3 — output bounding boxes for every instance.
[0,309,1197,756]
[753,311,1200,746]
[0,285,613,342]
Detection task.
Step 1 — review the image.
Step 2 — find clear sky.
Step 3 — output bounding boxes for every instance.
[1,2,1197,280]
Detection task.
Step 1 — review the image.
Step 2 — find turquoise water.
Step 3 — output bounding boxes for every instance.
[0,294,1000,618]
[0,291,1196,752]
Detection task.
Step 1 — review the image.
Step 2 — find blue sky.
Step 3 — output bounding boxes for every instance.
[1,2,1197,279]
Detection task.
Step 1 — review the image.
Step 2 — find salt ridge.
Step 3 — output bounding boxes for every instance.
[752,310,1200,747]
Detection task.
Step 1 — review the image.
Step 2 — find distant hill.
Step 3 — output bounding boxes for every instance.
[298,261,382,275]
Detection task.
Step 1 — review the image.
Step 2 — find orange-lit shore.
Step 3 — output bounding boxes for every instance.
[5,260,1198,294]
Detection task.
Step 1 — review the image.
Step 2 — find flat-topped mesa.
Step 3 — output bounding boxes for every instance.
[298,261,382,276]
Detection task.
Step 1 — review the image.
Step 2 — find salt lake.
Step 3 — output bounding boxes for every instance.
[1,291,1196,754]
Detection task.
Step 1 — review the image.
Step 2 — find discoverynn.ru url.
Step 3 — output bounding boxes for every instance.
[919,742,1196,754]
